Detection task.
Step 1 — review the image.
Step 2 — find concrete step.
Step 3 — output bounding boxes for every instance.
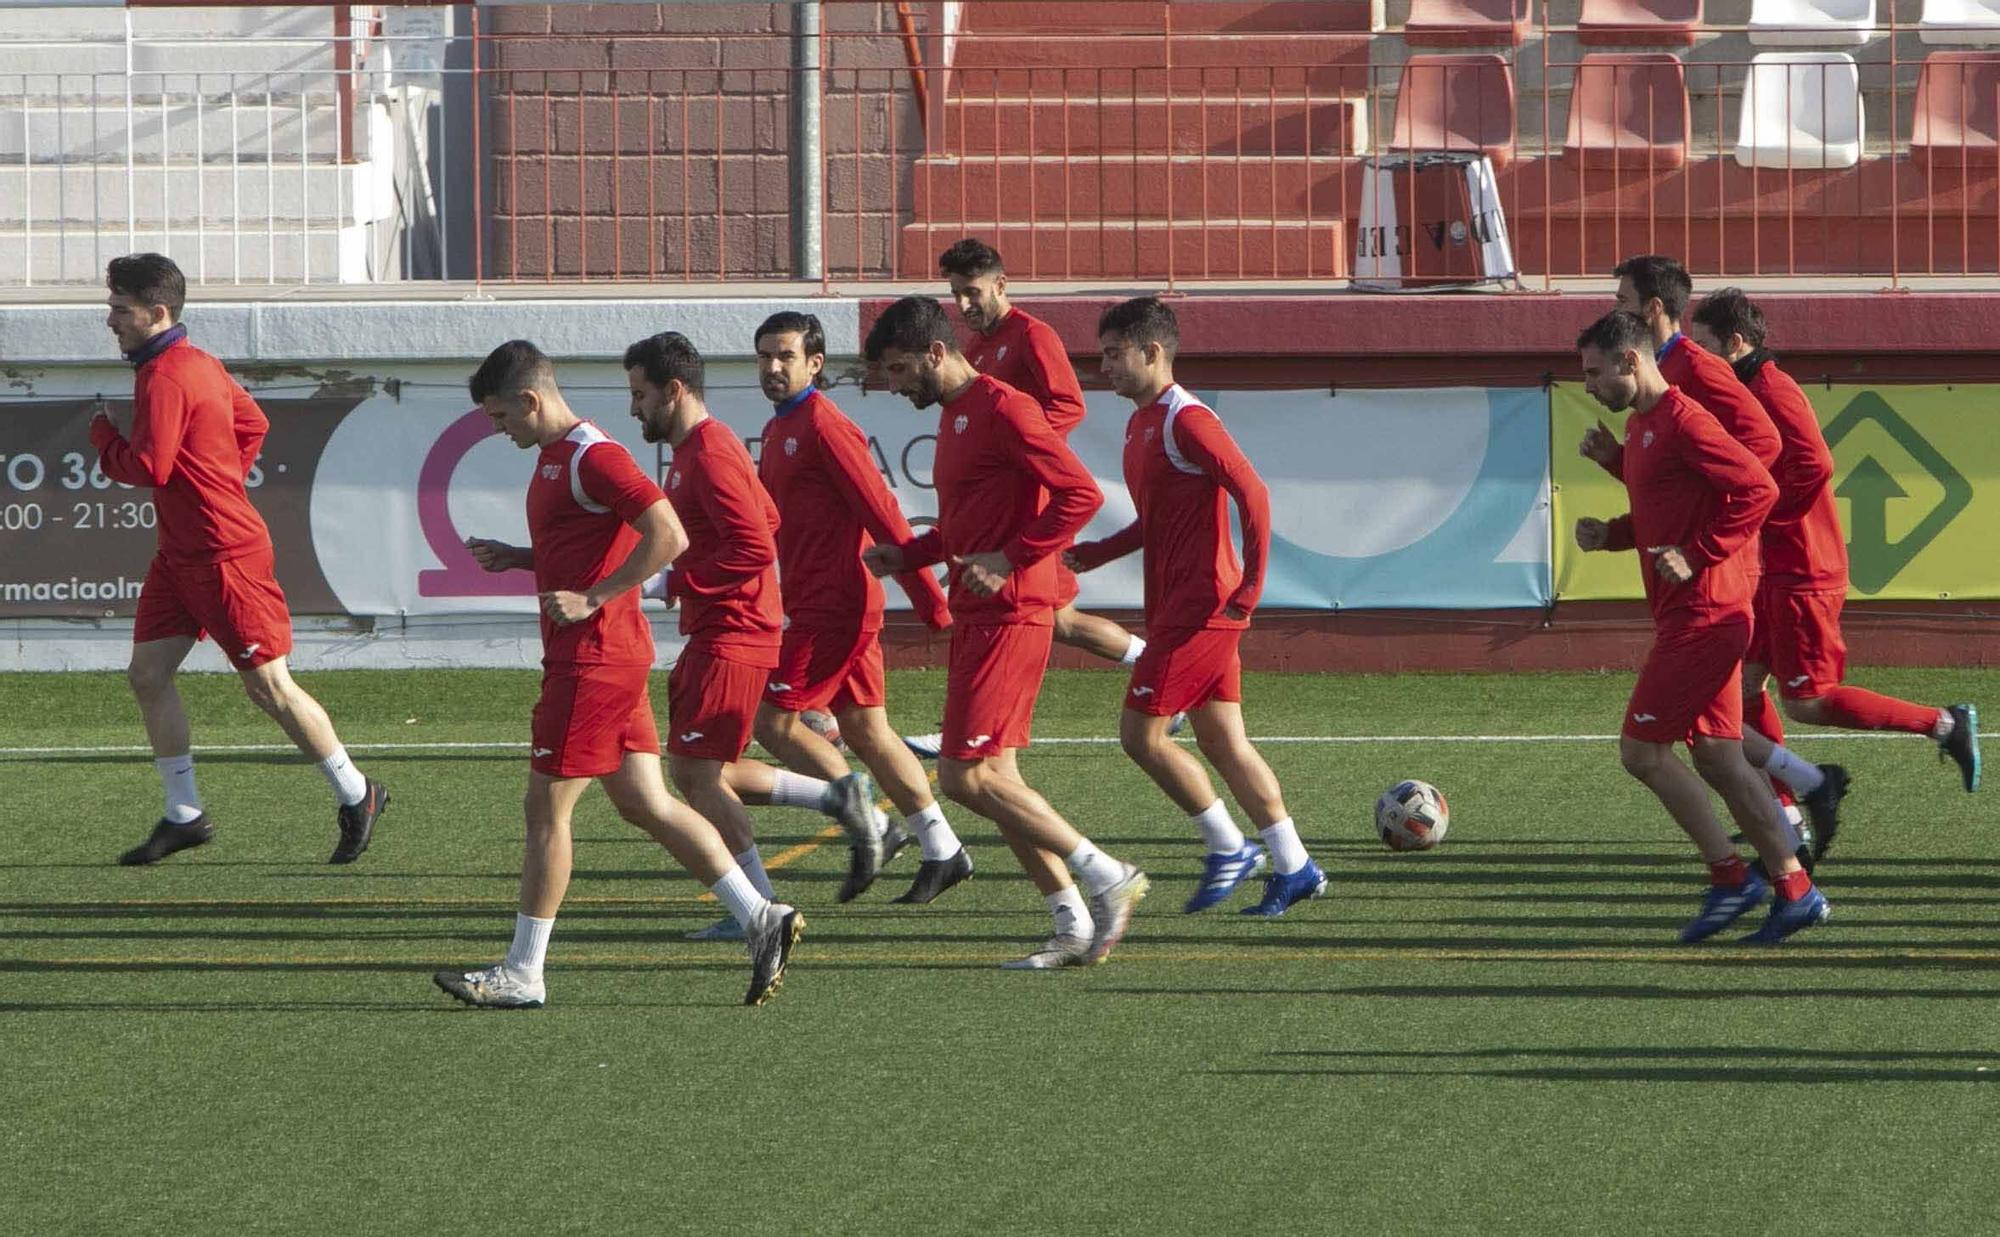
[899,216,1349,279]
[948,33,1372,93]
[959,2,1379,34]
[913,154,1359,219]
[0,159,398,228]
[2,222,381,285]
[0,99,391,165]
[936,94,1369,157]
[0,39,340,82]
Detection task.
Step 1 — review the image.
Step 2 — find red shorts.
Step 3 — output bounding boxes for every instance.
[942,622,1053,759]
[531,665,659,778]
[766,622,886,714]
[1054,560,1082,609]
[667,646,767,761]
[1125,626,1242,716]
[132,547,293,669]
[1624,616,1752,744]
[1747,581,1847,700]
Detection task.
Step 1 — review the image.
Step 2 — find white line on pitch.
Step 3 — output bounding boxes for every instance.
[1,731,1988,757]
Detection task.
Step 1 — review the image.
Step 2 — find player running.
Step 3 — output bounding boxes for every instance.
[1573,310,1829,944]
[1689,288,1979,819]
[1067,298,1326,917]
[742,312,975,906]
[622,332,883,944]
[863,296,1150,969]
[900,238,1179,758]
[436,341,800,1008]
[93,253,388,867]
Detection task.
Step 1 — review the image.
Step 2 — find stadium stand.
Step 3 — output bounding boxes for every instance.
[1577,0,1705,48]
[1734,52,1865,168]
[1563,53,1691,169]
[1403,0,1533,48]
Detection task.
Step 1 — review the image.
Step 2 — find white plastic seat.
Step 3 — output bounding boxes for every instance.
[1748,0,1875,47]
[1734,53,1864,168]
[1921,0,2000,45]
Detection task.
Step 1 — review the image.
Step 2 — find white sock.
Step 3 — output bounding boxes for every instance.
[1046,886,1094,939]
[1119,634,1147,666]
[1769,798,1805,851]
[710,866,770,929]
[1934,709,1956,740]
[908,802,961,861]
[1760,746,1825,795]
[770,769,832,811]
[155,754,203,824]
[1259,818,1310,875]
[317,746,368,807]
[1191,799,1246,855]
[504,913,554,979]
[735,846,776,899]
[1064,838,1125,894]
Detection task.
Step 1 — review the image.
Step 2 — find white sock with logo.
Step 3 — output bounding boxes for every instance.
[155,754,203,824]
[1120,634,1147,666]
[1046,887,1095,939]
[317,746,368,807]
[504,913,554,980]
[735,846,776,899]
[1759,746,1825,795]
[1259,818,1310,875]
[1064,838,1126,894]
[769,769,832,810]
[1191,799,1246,855]
[907,802,961,861]
[711,867,771,930]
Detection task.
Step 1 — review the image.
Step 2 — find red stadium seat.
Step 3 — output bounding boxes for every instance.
[1389,54,1518,167]
[1578,0,1704,47]
[1563,53,1691,169]
[1912,51,2000,165]
[1404,0,1532,47]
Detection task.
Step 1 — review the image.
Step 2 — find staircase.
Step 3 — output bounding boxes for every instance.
[901,2,1378,280]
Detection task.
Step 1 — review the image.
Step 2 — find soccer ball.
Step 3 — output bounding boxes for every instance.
[801,709,845,750]
[1374,779,1449,851]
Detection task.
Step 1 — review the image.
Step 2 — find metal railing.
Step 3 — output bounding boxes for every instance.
[0,1,1993,290]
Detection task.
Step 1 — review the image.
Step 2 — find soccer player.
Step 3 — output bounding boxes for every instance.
[1066,298,1326,917]
[747,311,975,905]
[435,341,800,1008]
[1689,288,1978,810]
[899,238,1176,759]
[862,296,1150,969]
[1572,310,1829,944]
[623,332,882,942]
[92,253,388,867]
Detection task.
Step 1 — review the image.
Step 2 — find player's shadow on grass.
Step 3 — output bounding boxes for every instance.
[1212,1045,1999,1085]
[1099,981,2000,1001]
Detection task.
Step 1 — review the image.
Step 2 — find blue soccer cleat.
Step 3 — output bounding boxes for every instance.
[1740,886,1831,944]
[1679,871,1769,943]
[1940,703,1980,793]
[1183,844,1266,913]
[1240,859,1327,918]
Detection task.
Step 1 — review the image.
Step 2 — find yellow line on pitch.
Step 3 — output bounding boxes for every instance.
[694,824,845,902]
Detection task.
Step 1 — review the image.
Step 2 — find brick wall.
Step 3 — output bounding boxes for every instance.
[483,3,924,281]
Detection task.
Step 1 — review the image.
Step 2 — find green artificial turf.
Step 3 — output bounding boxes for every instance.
[2,666,1995,1235]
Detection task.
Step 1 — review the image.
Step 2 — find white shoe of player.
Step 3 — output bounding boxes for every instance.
[999,934,1091,970]
[432,963,545,1009]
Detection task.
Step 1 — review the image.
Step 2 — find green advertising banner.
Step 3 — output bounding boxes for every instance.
[1553,383,1998,602]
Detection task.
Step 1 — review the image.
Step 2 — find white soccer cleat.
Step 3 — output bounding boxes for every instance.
[432,963,545,1009]
[999,934,1091,970]
[685,915,748,942]
[1085,864,1151,964]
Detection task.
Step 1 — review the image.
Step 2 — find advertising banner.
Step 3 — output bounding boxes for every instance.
[1553,382,2000,601]
[1,366,1554,618]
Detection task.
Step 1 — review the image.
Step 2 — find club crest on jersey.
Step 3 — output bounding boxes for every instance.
[783,437,798,456]
[994,346,1008,363]
[670,470,682,489]
[953,414,969,434]
[540,463,562,480]
[1642,431,1656,448]
[1144,426,1157,442]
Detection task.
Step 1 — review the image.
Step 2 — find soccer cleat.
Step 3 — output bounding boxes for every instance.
[432,964,545,1009]
[1084,864,1151,964]
[1801,764,1849,862]
[1740,886,1831,944]
[745,904,804,1006]
[890,847,975,905]
[1240,859,1328,918]
[830,772,886,903]
[901,732,944,761]
[117,814,214,866]
[1183,844,1266,913]
[1940,703,1980,793]
[330,778,390,864]
[1678,870,1770,943]
[879,810,913,867]
[685,915,747,942]
[1166,712,1190,737]
[999,933,1090,970]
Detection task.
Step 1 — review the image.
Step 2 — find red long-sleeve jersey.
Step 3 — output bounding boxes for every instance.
[1602,387,1777,626]
[1068,385,1269,630]
[1738,353,1848,587]
[527,421,664,669]
[898,375,1103,625]
[757,389,950,631]
[664,416,783,665]
[1602,334,1781,480]
[968,308,1086,437]
[90,335,273,565]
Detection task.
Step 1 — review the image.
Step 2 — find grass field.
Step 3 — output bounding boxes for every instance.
[4,664,1997,1236]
